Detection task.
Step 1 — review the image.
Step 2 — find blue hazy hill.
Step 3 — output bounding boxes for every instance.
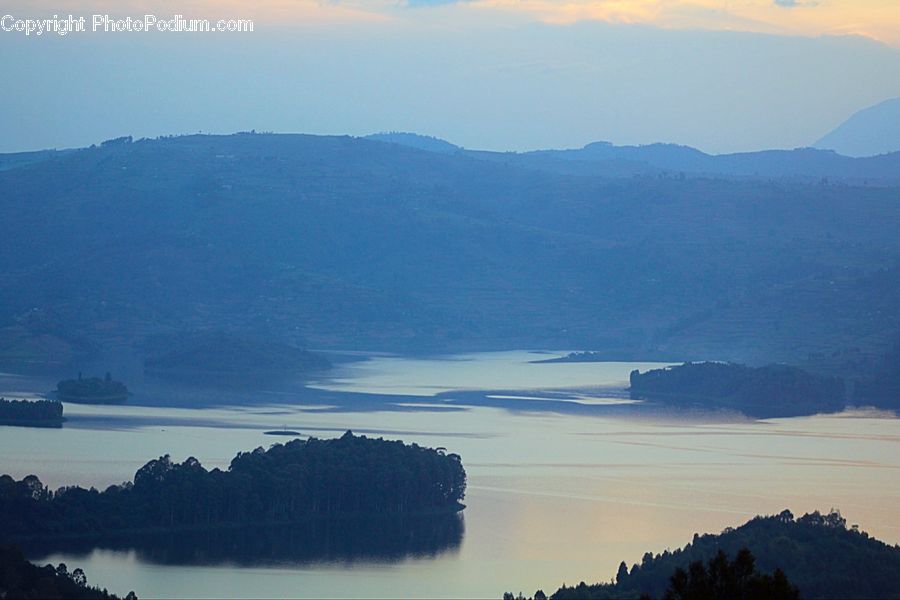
[366,136,900,184]
[814,98,900,157]
[0,132,897,373]
[364,132,461,154]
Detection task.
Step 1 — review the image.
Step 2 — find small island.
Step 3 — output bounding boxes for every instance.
[0,432,466,542]
[0,398,64,428]
[531,351,610,364]
[56,372,128,404]
[629,362,846,418]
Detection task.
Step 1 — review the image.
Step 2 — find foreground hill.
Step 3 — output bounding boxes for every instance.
[0,133,898,369]
[536,510,900,599]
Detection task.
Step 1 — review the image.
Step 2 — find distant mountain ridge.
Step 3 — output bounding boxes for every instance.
[360,133,900,184]
[814,98,900,157]
[9,132,900,184]
[364,132,461,154]
[511,142,900,182]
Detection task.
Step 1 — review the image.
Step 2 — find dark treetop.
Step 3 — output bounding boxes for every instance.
[629,362,846,418]
[0,432,466,541]
[508,548,799,600]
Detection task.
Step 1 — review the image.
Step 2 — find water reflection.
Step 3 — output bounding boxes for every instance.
[24,514,464,567]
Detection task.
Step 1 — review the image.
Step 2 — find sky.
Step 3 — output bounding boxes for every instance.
[1,0,899,154]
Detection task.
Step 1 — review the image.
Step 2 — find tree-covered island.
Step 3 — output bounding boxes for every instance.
[0,432,466,541]
[0,398,64,427]
[629,362,846,418]
[56,373,128,404]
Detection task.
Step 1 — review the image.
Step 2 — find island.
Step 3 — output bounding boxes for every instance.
[510,509,900,600]
[0,398,64,428]
[0,432,466,542]
[530,351,610,364]
[56,373,128,404]
[628,362,846,418]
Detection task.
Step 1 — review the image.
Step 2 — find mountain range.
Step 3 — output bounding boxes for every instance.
[0,132,898,374]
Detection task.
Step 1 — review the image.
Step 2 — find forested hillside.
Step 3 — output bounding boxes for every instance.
[0,133,897,370]
[542,510,900,600]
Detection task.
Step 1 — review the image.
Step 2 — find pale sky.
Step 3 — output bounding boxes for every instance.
[1,0,899,153]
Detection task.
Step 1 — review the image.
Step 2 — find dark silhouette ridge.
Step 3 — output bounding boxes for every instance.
[516,510,900,600]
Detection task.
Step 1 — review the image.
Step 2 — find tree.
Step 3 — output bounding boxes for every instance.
[616,561,629,584]
[662,549,798,600]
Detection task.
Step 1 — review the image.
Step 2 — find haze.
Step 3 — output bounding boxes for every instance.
[2,0,900,154]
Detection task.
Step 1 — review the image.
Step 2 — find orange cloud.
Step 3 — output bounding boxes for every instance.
[464,0,900,46]
[5,0,899,45]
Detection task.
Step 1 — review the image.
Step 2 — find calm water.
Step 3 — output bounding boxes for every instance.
[2,351,899,599]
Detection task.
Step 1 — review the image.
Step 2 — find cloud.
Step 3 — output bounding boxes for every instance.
[4,0,899,46]
[407,0,466,6]
[464,1,900,46]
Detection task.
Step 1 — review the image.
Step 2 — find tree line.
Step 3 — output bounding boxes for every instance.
[0,431,466,541]
[0,398,63,426]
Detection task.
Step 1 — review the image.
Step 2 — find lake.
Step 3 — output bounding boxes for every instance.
[2,351,899,598]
